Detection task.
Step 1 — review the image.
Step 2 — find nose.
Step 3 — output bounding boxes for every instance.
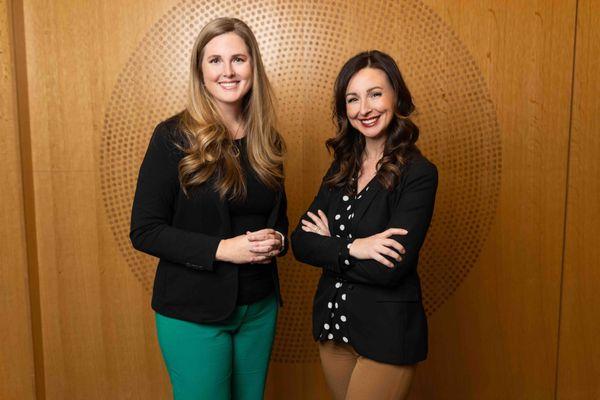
[359,97,372,116]
[222,62,235,78]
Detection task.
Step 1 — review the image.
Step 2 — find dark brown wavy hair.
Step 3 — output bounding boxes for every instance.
[325,50,420,193]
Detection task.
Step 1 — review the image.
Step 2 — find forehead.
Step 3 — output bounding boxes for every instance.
[346,67,390,93]
[203,32,249,57]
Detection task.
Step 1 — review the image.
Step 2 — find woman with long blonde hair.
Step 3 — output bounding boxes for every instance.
[130,17,287,399]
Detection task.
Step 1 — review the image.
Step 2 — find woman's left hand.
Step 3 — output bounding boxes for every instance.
[301,210,331,237]
[246,229,283,264]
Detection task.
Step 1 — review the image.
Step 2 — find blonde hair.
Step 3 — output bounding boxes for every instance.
[178,17,285,199]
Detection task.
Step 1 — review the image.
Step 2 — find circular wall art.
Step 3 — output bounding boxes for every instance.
[100,0,501,363]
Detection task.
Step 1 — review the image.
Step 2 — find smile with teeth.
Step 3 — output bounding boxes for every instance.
[219,81,240,90]
[359,115,380,127]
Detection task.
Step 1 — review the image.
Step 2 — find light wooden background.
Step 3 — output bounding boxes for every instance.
[1,0,598,399]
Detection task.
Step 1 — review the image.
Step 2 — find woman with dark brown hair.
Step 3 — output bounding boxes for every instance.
[291,50,438,400]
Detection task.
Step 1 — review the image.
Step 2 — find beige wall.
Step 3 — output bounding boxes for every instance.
[1,0,598,398]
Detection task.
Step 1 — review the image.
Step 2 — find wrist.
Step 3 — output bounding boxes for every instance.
[215,239,230,262]
[348,240,357,258]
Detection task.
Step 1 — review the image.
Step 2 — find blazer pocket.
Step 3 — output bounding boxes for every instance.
[162,264,205,306]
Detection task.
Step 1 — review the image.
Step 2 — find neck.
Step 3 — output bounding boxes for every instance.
[216,101,244,139]
[363,135,386,163]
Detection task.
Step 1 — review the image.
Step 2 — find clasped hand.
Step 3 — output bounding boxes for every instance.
[301,209,407,268]
[216,228,283,264]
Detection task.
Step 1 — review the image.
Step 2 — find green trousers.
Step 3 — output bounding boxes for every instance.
[155,294,278,400]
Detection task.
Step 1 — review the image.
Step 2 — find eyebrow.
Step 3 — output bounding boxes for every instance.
[345,86,383,96]
[206,53,249,59]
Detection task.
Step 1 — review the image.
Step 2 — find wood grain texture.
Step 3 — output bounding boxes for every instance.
[557,0,600,398]
[18,0,175,398]
[0,0,36,399]
[265,362,331,400]
[409,1,576,398]
[8,0,593,398]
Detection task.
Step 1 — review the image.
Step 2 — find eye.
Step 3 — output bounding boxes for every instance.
[233,57,246,63]
[370,92,382,98]
[208,57,221,64]
[346,97,358,104]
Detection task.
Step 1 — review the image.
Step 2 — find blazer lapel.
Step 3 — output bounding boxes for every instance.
[328,186,343,219]
[266,189,283,227]
[349,179,383,231]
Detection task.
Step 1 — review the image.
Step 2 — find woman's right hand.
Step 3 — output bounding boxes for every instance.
[348,228,408,268]
[216,234,275,264]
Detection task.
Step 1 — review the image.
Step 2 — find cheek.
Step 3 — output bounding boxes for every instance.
[347,115,361,130]
[238,64,253,80]
[201,73,219,97]
[382,97,395,114]
[346,103,359,119]
[240,68,253,92]
[372,97,389,111]
[201,65,219,84]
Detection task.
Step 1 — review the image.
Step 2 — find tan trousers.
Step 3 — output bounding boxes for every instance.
[319,341,416,400]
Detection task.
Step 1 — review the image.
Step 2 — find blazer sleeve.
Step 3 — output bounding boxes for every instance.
[129,121,222,272]
[274,184,290,257]
[290,165,350,274]
[341,160,438,287]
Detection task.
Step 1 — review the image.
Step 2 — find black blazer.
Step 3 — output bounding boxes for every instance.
[130,116,288,324]
[291,154,437,365]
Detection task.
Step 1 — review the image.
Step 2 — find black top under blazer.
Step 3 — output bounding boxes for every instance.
[291,154,437,365]
[130,116,289,323]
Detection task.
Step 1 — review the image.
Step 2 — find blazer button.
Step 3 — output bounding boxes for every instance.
[348,285,354,290]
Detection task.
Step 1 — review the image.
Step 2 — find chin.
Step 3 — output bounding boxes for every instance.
[351,124,384,139]
[217,95,243,104]
[361,130,386,139]
[214,91,247,104]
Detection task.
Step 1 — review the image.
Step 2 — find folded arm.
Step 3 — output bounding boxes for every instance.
[342,161,438,287]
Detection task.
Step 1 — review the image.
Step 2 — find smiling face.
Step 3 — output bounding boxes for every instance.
[201,32,253,109]
[345,67,396,140]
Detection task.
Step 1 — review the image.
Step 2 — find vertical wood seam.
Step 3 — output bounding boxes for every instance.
[10,0,45,398]
[554,0,580,398]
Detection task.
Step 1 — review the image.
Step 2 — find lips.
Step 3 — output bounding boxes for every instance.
[358,115,380,127]
[218,81,240,90]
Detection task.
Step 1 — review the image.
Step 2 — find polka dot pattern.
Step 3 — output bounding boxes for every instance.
[318,183,369,345]
[100,0,501,363]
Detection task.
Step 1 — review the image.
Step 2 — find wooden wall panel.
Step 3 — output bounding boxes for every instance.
[0,0,36,399]
[557,0,600,398]
[409,1,576,398]
[18,0,175,398]
[9,0,592,399]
